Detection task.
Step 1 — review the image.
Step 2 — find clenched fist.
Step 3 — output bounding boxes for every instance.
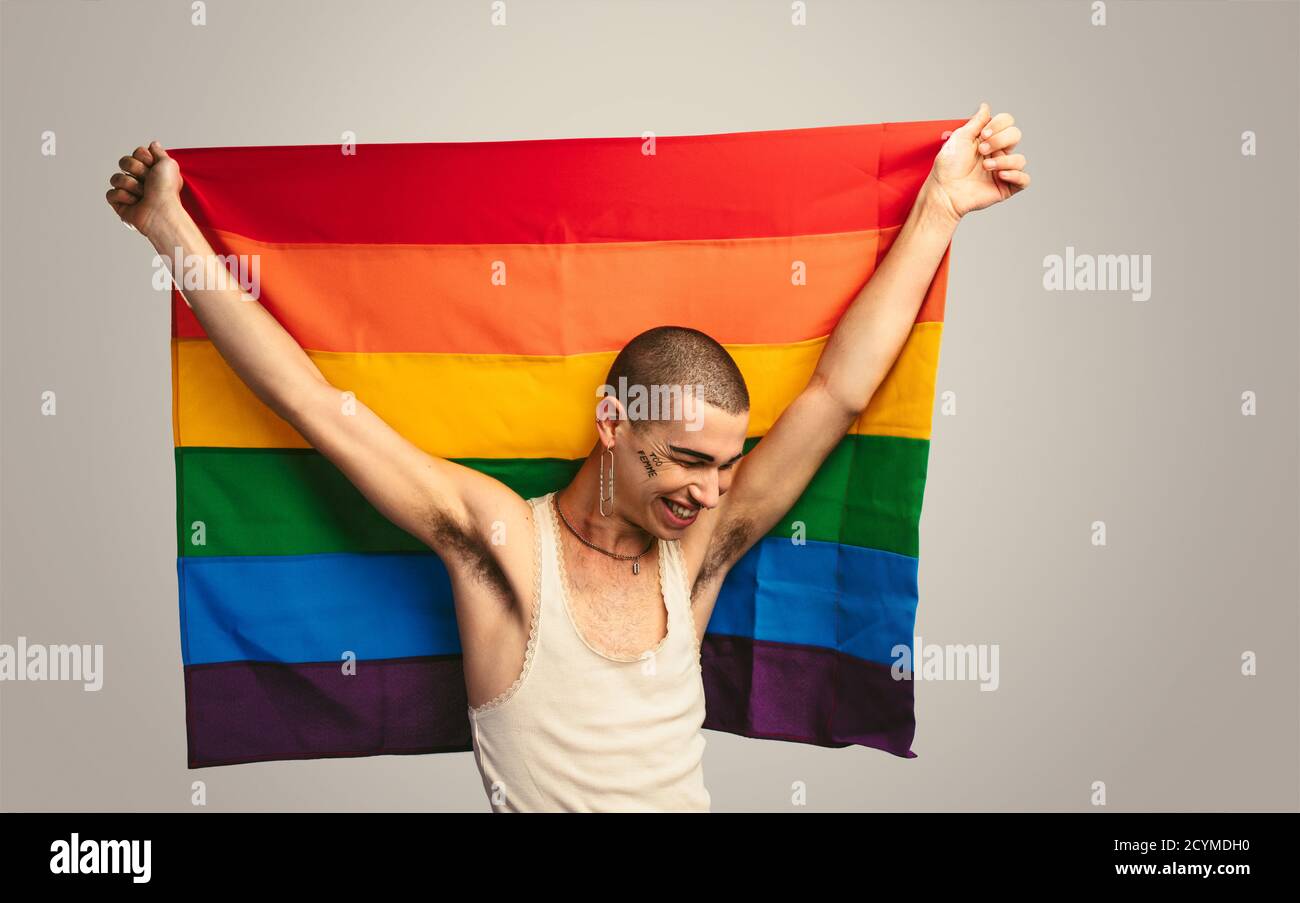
[106,140,182,239]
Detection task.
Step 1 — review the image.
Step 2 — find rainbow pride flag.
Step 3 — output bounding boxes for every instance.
[168,119,959,768]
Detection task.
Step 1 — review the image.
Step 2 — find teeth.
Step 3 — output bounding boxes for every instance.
[667,500,694,519]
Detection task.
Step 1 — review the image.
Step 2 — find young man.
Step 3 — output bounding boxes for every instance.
[106,103,1028,812]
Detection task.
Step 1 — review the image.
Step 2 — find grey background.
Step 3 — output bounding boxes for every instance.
[2,0,1296,812]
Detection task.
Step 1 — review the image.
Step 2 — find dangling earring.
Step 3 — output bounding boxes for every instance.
[599,446,615,517]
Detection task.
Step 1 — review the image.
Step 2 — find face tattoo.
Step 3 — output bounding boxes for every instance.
[637,448,664,479]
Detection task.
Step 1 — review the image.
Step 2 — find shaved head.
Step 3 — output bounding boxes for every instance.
[602,326,749,431]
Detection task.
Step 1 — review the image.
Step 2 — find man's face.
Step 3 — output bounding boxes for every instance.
[615,401,749,538]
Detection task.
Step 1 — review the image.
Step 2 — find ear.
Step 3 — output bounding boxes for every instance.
[595,393,627,448]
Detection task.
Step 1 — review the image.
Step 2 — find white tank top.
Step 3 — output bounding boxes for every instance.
[467,491,711,812]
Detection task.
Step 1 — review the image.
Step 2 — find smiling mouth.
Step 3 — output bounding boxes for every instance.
[659,497,699,526]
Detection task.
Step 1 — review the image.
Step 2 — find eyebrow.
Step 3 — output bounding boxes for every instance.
[669,445,744,465]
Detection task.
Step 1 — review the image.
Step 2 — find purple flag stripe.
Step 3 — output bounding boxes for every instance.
[184,639,914,768]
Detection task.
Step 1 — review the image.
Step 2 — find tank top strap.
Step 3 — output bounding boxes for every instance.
[658,538,696,645]
[529,492,552,562]
[531,492,563,611]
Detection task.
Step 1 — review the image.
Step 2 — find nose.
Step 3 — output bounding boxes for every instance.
[688,470,721,510]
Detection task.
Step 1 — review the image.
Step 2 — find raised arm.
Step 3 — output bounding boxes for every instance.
[695,103,1029,583]
[107,141,524,555]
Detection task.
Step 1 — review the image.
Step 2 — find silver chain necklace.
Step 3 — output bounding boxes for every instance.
[554,493,654,575]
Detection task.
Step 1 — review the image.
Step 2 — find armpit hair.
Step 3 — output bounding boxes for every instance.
[424,505,515,610]
[694,514,755,593]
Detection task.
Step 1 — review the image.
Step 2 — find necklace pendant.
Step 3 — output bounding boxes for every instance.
[633,559,640,575]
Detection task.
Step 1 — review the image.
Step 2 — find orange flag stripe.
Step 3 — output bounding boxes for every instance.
[171,228,948,355]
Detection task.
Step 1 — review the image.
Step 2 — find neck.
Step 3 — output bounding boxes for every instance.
[556,447,655,556]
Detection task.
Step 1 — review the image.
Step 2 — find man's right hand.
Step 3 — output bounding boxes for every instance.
[106,140,183,240]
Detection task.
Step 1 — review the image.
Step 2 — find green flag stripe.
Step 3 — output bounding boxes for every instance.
[176,434,929,558]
